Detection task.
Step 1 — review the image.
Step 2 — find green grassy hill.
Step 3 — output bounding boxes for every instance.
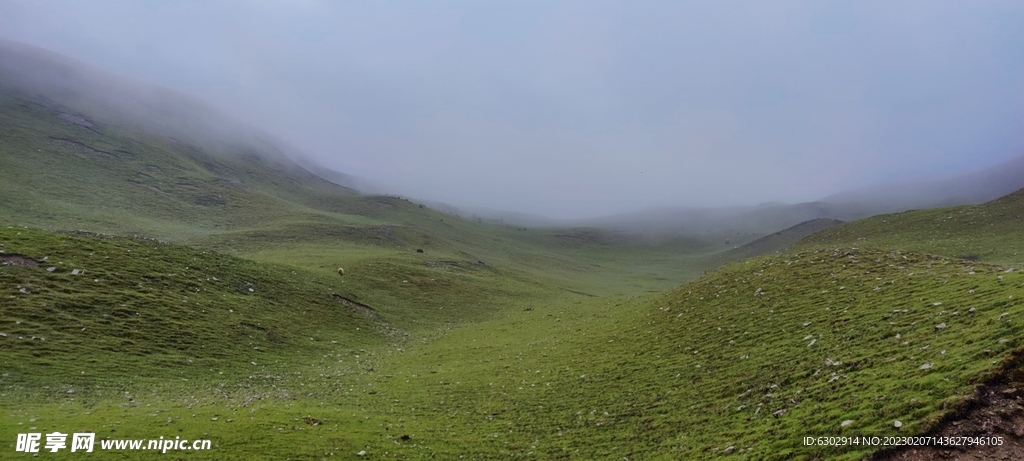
[795,189,1024,265]
[0,226,381,385]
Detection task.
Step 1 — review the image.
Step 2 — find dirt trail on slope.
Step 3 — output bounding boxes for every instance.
[873,353,1024,461]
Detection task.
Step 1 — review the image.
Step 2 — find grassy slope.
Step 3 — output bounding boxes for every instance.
[0,226,383,383]
[794,189,1024,266]
[0,224,568,459]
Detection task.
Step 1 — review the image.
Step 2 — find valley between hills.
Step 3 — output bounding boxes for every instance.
[3,40,1024,460]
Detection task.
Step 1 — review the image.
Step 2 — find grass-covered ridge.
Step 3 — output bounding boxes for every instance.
[0,226,384,385]
[796,188,1024,265]
[639,248,1023,458]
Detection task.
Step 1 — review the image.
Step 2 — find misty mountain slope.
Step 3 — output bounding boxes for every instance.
[578,201,844,236]
[0,85,382,233]
[707,217,844,265]
[572,152,1024,240]
[0,39,738,304]
[0,87,732,319]
[796,187,1024,265]
[0,39,448,235]
[0,39,300,167]
[823,155,1024,213]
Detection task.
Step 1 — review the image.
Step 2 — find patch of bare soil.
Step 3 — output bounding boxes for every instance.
[0,254,39,266]
[873,354,1024,461]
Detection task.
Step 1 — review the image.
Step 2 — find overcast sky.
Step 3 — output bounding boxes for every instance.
[2,1,1023,219]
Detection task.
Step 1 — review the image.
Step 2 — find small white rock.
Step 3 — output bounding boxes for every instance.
[894,420,903,428]
[841,420,854,427]
[920,363,933,370]
[357,450,366,456]
[935,323,947,330]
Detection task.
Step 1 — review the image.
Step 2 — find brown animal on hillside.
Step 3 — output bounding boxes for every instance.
[337,267,345,276]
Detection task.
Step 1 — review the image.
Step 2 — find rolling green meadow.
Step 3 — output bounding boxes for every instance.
[3,66,1024,460]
